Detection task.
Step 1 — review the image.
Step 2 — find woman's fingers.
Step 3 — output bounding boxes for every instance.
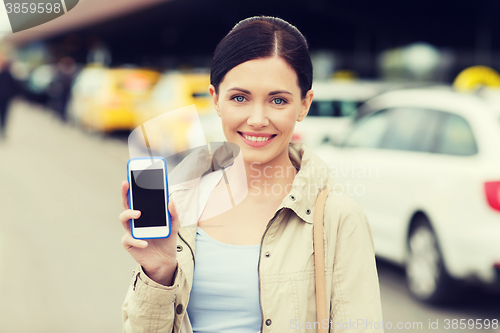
[119,209,141,232]
[121,180,129,210]
[168,201,180,233]
[168,200,177,222]
[119,208,149,251]
[121,233,148,250]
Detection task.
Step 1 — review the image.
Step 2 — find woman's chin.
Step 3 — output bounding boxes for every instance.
[241,148,283,166]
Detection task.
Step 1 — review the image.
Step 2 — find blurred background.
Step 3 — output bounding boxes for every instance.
[0,0,499,332]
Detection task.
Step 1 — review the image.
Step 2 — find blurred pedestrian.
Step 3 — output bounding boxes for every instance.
[50,57,77,122]
[0,53,18,139]
[87,40,111,66]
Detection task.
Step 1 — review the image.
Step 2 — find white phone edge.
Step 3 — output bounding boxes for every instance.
[128,157,171,239]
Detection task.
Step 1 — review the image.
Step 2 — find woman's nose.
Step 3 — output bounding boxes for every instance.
[246,105,269,128]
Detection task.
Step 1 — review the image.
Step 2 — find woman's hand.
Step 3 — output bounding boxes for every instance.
[119,180,180,286]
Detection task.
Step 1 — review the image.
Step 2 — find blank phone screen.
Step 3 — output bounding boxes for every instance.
[130,169,167,228]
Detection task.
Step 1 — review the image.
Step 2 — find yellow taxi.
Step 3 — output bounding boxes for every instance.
[133,71,223,155]
[68,66,161,132]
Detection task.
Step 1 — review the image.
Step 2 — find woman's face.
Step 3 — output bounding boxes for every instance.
[209,56,313,165]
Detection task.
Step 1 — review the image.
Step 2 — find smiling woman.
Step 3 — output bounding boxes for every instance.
[210,56,312,166]
[120,16,384,333]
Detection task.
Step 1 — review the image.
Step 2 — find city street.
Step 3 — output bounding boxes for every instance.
[0,100,133,333]
[0,101,498,332]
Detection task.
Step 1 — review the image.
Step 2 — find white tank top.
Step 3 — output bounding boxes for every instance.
[186,170,262,332]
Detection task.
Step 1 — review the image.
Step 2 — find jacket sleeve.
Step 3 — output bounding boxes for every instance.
[122,263,181,333]
[325,194,384,333]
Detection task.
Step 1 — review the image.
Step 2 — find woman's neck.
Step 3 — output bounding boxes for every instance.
[243,148,297,198]
[218,146,298,206]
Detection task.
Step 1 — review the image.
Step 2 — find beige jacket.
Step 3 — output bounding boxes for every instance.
[122,143,384,333]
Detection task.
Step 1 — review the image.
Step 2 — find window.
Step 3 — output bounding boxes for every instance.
[339,100,360,117]
[308,101,335,117]
[342,109,391,148]
[411,109,441,153]
[436,113,477,156]
[308,100,363,117]
[380,108,440,152]
[192,92,210,98]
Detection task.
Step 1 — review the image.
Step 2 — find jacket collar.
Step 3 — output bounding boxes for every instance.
[176,142,332,246]
[279,142,332,224]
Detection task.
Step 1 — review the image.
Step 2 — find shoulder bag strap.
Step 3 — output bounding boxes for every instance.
[314,188,330,333]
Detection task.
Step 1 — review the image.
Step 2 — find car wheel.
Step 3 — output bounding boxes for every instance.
[406,218,457,304]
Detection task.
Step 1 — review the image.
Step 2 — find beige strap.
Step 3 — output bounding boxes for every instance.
[314,189,330,332]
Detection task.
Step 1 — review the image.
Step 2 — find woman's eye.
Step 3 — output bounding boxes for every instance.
[233,96,245,102]
[273,98,286,105]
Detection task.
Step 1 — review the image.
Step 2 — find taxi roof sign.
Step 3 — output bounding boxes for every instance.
[453,66,500,92]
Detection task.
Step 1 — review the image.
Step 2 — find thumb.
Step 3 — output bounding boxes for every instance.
[168,200,180,230]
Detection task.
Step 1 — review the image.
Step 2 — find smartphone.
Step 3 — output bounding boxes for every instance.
[127,157,171,239]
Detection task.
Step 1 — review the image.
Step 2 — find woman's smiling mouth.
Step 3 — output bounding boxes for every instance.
[238,131,277,147]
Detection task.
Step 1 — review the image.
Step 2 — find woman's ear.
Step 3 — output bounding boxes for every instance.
[297,89,314,122]
[209,84,220,117]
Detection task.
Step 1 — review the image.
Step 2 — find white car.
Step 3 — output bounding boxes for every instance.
[315,87,500,303]
[293,80,408,149]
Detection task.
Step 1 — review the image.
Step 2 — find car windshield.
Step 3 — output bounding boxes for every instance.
[192,92,210,98]
[308,100,361,117]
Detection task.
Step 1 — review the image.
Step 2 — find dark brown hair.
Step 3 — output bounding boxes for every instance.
[210,16,313,99]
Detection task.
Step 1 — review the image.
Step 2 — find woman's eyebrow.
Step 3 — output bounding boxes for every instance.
[269,90,293,96]
[227,87,251,94]
[227,88,293,96]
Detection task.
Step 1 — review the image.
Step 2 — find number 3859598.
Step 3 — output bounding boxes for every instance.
[5,2,62,14]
